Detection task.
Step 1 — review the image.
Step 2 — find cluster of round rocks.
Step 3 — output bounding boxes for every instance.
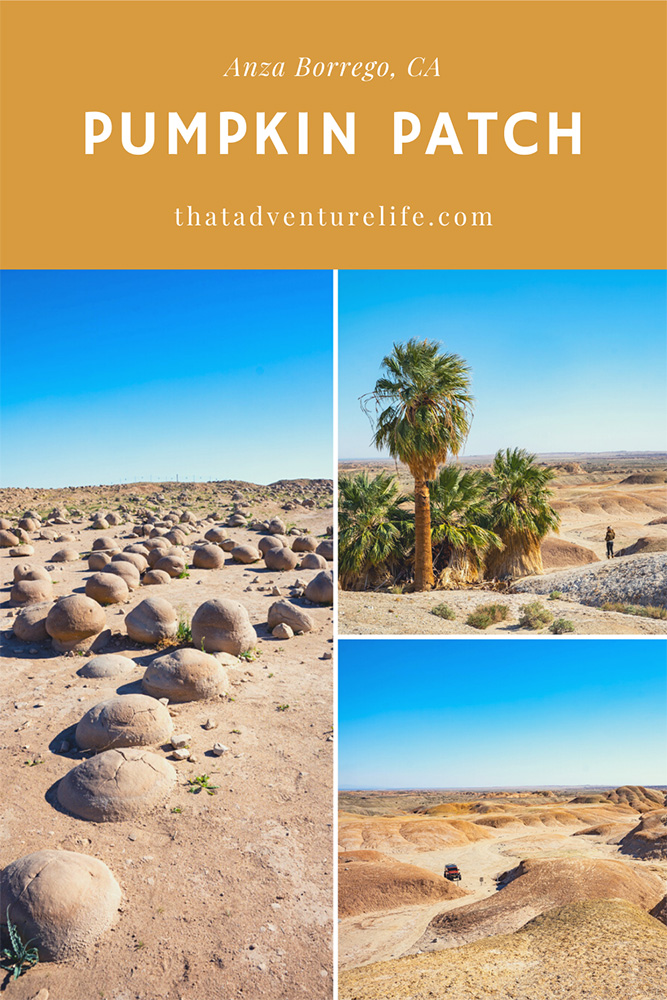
[1,498,333,963]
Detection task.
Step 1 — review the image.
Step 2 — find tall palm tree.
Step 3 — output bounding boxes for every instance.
[338,471,411,590]
[361,339,474,590]
[483,447,561,579]
[428,466,501,583]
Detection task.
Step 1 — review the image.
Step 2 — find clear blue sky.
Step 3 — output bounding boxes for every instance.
[338,639,667,788]
[1,270,332,487]
[339,270,667,458]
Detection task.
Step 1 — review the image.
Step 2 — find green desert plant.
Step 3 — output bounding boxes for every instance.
[361,338,474,591]
[431,602,456,620]
[1,909,39,981]
[177,569,190,579]
[238,649,259,662]
[187,775,219,795]
[550,618,575,634]
[518,601,554,630]
[484,449,560,580]
[428,466,501,583]
[466,603,508,629]
[338,471,411,590]
[549,590,563,601]
[176,618,192,643]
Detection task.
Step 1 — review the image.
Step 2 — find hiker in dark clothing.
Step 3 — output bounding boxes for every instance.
[605,526,615,559]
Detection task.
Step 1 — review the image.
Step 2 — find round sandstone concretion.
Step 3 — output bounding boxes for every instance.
[124,543,149,557]
[46,595,106,651]
[9,544,35,557]
[106,512,123,526]
[142,647,230,702]
[231,544,261,564]
[141,569,172,586]
[88,550,112,571]
[220,538,236,552]
[165,528,187,546]
[316,539,334,561]
[205,526,228,545]
[76,694,173,750]
[51,547,79,563]
[112,551,148,574]
[258,535,283,556]
[0,529,19,547]
[86,572,130,606]
[305,570,334,605]
[292,535,317,553]
[267,599,315,634]
[103,561,141,590]
[13,602,54,642]
[18,517,39,532]
[0,850,121,961]
[78,654,135,679]
[57,748,176,822]
[227,513,247,528]
[264,546,299,572]
[300,552,328,570]
[0,517,14,530]
[92,536,118,552]
[154,553,186,578]
[13,563,50,583]
[144,537,170,552]
[191,598,256,655]
[11,578,54,607]
[92,518,109,530]
[193,544,226,569]
[125,597,178,644]
[268,517,286,535]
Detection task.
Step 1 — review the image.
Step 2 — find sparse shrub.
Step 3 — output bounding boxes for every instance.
[549,618,575,634]
[548,590,563,601]
[176,618,192,644]
[177,569,190,580]
[466,603,508,630]
[431,602,455,620]
[518,601,554,629]
[600,602,667,620]
[1,908,39,980]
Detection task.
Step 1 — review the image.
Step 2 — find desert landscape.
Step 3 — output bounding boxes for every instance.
[0,478,334,999]
[339,452,667,634]
[338,785,667,999]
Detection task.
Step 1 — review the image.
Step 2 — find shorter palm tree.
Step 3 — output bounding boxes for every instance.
[428,466,502,584]
[338,471,412,590]
[484,448,560,580]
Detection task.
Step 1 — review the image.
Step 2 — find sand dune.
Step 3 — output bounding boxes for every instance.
[420,857,664,948]
[340,900,667,1000]
[339,851,467,917]
[619,810,667,860]
[338,816,495,853]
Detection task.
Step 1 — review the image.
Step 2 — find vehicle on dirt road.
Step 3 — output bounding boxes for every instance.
[444,864,461,881]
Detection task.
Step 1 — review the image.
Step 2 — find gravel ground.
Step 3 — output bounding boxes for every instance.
[511,552,667,607]
[338,587,667,636]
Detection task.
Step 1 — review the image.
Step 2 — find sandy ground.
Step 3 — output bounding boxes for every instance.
[339,463,667,636]
[338,797,667,972]
[0,486,334,999]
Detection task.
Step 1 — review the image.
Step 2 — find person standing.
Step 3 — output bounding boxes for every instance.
[605,526,616,559]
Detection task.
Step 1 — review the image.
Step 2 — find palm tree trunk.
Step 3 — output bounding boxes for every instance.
[414,477,434,591]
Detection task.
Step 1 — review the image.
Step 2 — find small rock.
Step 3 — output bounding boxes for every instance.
[271,587,282,597]
[59,740,71,753]
[321,651,333,660]
[170,734,191,749]
[203,718,217,731]
[212,743,229,756]
[172,747,191,760]
[272,623,294,640]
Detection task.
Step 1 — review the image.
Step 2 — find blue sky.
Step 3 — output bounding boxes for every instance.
[0,270,333,487]
[339,270,667,458]
[338,639,667,788]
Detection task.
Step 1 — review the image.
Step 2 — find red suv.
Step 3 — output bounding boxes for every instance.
[444,864,461,881]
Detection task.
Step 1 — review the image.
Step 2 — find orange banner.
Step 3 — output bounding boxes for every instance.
[1,0,665,268]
